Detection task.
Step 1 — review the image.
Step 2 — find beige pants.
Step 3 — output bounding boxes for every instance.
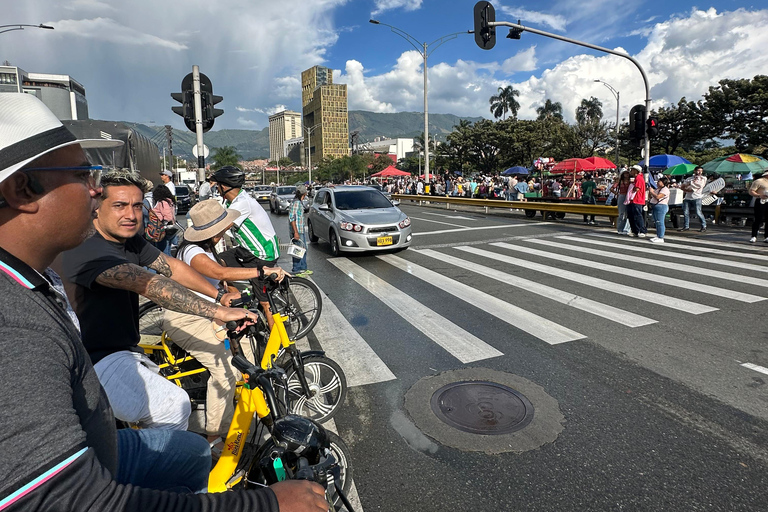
[162,309,254,437]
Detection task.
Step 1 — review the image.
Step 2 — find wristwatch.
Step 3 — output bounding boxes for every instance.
[215,289,225,304]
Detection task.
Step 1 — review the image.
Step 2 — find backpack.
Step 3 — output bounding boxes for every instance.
[143,203,166,242]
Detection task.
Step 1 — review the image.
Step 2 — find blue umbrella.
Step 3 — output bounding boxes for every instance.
[638,154,692,169]
[502,166,530,175]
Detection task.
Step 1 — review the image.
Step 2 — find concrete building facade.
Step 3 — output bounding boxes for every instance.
[360,138,415,162]
[301,66,349,162]
[0,66,88,120]
[268,109,302,162]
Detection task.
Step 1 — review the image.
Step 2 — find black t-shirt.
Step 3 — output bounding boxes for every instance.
[63,232,161,364]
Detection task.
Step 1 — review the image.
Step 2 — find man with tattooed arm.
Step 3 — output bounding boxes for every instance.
[63,171,258,431]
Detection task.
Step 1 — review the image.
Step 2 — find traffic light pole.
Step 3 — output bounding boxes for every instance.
[192,65,206,183]
[486,19,651,173]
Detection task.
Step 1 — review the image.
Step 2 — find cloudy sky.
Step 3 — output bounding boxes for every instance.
[4,0,768,134]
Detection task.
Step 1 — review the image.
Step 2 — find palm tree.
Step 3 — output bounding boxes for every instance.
[576,97,604,125]
[210,146,242,170]
[536,99,564,121]
[489,86,520,120]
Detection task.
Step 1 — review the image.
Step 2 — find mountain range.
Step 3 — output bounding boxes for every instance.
[123,111,484,161]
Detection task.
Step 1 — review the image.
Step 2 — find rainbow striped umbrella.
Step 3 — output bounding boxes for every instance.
[702,153,768,174]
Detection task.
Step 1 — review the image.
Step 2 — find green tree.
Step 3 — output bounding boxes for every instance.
[575,97,603,125]
[277,157,294,168]
[210,146,242,170]
[489,86,521,120]
[700,75,768,154]
[536,99,564,121]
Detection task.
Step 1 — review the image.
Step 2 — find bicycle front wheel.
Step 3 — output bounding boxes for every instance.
[273,276,322,339]
[138,302,164,338]
[276,355,347,424]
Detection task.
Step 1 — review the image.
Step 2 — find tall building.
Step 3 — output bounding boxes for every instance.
[268,110,302,162]
[301,65,349,162]
[0,65,88,120]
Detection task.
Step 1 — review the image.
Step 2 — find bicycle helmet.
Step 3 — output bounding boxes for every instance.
[211,165,245,188]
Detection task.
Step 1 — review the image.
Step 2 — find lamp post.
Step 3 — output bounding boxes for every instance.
[304,123,321,186]
[369,19,466,184]
[595,79,620,166]
[0,23,54,35]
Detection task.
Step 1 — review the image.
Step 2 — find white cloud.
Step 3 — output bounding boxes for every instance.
[501,47,538,73]
[371,0,422,17]
[64,0,117,11]
[237,117,260,128]
[498,5,567,31]
[236,105,288,115]
[49,17,188,50]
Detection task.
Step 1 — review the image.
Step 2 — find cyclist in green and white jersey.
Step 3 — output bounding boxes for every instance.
[210,166,280,262]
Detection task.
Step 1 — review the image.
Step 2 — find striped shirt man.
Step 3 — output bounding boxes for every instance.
[288,197,305,236]
[225,190,280,261]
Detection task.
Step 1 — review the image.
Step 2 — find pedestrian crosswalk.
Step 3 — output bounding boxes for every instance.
[308,233,768,388]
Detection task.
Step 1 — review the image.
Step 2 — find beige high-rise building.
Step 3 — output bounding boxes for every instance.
[301,66,349,162]
[268,110,302,162]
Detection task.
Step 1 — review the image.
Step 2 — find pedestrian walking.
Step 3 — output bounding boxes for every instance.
[289,185,311,276]
[649,177,670,243]
[678,166,707,232]
[626,165,647,238]
[748,170,768,242]
[613,171,631,234]
[581,174,597,225]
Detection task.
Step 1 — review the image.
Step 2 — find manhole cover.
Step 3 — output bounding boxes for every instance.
[430,381,534,435]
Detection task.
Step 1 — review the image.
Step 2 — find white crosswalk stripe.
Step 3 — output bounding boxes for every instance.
[377,254,586,344]
[563,235,768,273]
[417,249,656,327]
[498,239,766,304]
[468,244,719,314]
[310,287,396,387]
[529,239,768,298]
[328,258,504,363]
[608,234,768,256]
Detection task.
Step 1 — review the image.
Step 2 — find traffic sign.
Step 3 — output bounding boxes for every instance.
[192,144,210,158]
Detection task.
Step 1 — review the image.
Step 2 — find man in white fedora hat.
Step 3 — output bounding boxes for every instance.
[0,93,326,511]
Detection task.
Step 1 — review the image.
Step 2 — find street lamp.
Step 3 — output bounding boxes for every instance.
[594,80,620,166]
[0,23,54,35]
[304,123,321,186]
[369,19,466,184]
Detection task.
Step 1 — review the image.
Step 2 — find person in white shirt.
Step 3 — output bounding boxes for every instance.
[649,177,670,243]
[160,170,176,197]
[678,166,707,232]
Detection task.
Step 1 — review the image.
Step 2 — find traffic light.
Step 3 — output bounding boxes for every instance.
[473,1,496,50]
[628,104,646,146]
[171,90,195,132]
[201,92,224,133]
[646,116,659,139]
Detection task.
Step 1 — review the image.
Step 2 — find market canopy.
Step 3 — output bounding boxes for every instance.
[550,158,597,173]
[701,153,768,175]
[662,163,698,176]
[371,166,410,177]
[641,154,691,169]
[584,156,616,169]
[502,166,530,175]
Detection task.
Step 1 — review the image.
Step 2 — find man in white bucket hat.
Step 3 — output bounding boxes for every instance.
[0,94,326,511]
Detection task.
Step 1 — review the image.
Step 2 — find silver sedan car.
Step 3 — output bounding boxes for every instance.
[307,186,412,255]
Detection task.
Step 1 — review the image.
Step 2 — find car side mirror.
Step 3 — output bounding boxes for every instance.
[319,204,331,211]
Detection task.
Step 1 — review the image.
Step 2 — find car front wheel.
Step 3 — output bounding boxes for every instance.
[329,229,340,257]
[307,220,319,243]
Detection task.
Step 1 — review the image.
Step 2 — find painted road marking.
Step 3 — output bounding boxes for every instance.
[741,363,768,376]
[516,239,766,304]
[410,216,469,228]
[595,234,768,258]
[377,254,586,345]
[329,258,503,363]
[479,244,718,314]
[414,222,551,236]
[421,212,477,220]
[418,249,656,327]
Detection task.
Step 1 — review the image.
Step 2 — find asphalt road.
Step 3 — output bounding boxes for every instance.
[263,201,768,512]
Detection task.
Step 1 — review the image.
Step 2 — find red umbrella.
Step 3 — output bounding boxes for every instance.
[550,158,598,173]
[371,166,411,177]
[584,156,616,169]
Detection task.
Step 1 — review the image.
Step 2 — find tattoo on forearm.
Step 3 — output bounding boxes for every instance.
[96,263,146,288]
[146,275,220,318]
[148,253,173,277]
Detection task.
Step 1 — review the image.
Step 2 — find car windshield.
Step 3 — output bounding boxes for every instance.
[256,186,271,191]
[333,190,393,210]
[176,186,189,196]
[278,187,295,195]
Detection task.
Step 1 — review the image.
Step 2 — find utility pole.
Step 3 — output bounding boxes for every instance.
[165,125,173,178]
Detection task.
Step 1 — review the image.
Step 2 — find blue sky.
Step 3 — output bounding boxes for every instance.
[4,0,768,136]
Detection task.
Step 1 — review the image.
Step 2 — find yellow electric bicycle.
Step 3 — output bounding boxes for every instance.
[207,318,354,511]
[139,276,346,423]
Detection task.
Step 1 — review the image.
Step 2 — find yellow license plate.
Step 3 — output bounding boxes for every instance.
[377,236,393,246]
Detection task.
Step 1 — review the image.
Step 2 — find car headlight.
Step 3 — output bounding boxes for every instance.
[340,222,363,232]
[399,217,411,228]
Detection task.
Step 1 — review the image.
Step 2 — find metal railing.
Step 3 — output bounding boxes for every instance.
[391,194,618,218]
